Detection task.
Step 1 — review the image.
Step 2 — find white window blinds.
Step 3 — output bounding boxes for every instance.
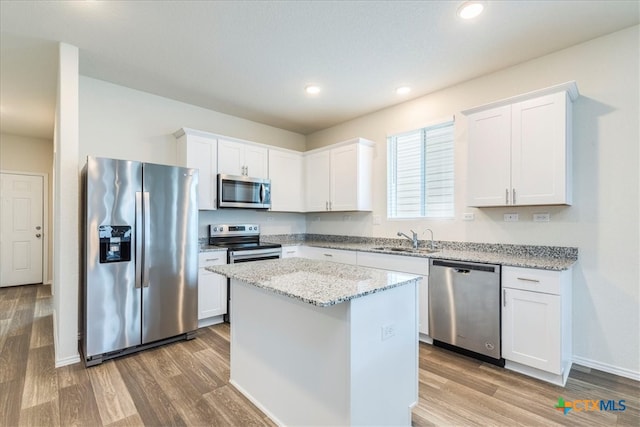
[387,120,454,219]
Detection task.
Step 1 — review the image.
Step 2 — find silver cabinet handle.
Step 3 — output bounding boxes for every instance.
[206,258,220,262]
[513,188,516,205]
[503,289,506,307]
[505,188,509,204]
[325,201,329,211]
[323,253,333,257]
[517,277,540,283]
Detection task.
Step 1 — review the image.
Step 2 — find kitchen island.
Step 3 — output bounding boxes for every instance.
[208,257,421,426]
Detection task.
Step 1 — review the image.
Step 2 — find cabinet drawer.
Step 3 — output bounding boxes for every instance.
[199,252,226,268]
[502,266,569,295]
[301,246,357,265]
[357,251,429,276]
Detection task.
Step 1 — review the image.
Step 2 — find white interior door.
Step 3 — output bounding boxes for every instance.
[0,173,44,287]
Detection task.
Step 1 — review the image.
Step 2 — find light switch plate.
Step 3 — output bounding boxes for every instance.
[504,213,519,222]
[463,213,475,221]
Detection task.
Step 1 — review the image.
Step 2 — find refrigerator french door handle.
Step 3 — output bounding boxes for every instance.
[143,191,151,288]
[135,192,143,289]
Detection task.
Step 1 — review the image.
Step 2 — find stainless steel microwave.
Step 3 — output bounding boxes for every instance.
[217,174,271,209]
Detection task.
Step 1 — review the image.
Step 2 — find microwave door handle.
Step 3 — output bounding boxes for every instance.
[260,183,266,204]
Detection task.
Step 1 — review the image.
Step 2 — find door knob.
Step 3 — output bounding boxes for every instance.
[35,226,42,230]
[36,234,42,238]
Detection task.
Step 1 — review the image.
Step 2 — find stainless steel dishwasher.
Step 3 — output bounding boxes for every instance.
[429,259,503,365]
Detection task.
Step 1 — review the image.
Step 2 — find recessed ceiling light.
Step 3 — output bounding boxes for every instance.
[457,1,485,20]
[396,86,411,95]
[305,85,321,95]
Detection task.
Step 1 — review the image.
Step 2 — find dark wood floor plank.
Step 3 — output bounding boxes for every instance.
[0,333,30,383]
[29,314,54,349]
[59,381,103,427]
[116,355,187,427]
[0,379,23,426]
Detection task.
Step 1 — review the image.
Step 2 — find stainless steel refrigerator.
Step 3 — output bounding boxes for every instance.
[81,156,198,366]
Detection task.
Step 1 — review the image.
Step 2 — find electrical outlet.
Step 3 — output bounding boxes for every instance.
[381,323,396,341]
[463,213,475,221]
[503,213,519,222]
[533,213,550,222]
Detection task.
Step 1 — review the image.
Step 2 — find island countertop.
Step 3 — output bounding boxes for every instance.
[207,257,421,307]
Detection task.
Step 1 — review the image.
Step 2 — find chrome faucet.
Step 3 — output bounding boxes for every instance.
[423,228,435,250]
[397,230,419,249]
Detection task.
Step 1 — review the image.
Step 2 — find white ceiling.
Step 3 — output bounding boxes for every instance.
[1,1,638,139]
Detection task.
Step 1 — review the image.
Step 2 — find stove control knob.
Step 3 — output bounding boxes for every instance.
[213,227,218,232]
[249,226,253,230]
[220,227,224,231]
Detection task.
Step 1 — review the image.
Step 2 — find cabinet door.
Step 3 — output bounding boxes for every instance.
[218,139,244,176]
[512,92,568,205]
[198,253,227,320]
[467,105,512,207]
[269,149,304,211]
[502,288,561,374]
[305,150,331,212]
[244,145,268,178]
[330,144,358,211]
[177,134,217,210]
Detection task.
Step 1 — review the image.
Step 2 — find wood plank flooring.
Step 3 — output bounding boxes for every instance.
[1,284,638,426]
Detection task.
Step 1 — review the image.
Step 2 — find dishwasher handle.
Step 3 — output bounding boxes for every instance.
[431,259,498,273]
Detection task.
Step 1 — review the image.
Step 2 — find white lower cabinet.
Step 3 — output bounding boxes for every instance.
[501,266,572,386]
[198,252,228,327]
[357,251,430,341]
[300,246,357,265]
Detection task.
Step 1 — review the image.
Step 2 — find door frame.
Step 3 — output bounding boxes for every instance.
[0,170,50,286]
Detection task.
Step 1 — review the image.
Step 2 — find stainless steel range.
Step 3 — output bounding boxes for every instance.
[208,224,281,321]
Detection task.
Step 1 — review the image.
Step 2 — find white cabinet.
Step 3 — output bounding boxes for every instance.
[300,246,357,265]
[218,138,268,178]
[501,266,572,386]
[281,245,301,258]
[357,251,430,340]
[175,128,218,210]
[304,138,374,212]
[268,148,304,212]
[464,82,578,207]
[198,252,227,326]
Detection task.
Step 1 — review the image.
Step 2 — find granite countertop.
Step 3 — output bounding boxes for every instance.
[261,234,578,271]
[206,257,421,307]
[199,244,227,253]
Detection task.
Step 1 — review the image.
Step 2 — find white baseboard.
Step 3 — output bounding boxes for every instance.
[52,309,81,368]
[572,355,640,382]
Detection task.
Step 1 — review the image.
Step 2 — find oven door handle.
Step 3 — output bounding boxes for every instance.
[229,248,282,260]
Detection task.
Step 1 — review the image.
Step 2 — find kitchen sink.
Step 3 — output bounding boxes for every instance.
[371,246,439,254]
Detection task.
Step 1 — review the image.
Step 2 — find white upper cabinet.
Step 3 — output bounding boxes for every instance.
[304,138,374,212]
[175,128,218,210]
[464,82,578,207]
[268,148,304,212]
[218,138,268,178]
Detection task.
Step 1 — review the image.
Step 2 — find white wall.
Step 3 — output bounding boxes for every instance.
[79,77,308,239]
[0,133,54,282]
[305,26,640,378]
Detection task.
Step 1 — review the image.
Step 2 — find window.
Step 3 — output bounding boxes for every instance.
[387,120,455,219]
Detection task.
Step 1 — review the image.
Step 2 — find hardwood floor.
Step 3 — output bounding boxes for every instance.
[1,284,638,426]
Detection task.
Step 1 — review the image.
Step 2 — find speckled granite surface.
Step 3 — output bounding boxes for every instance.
[262,234,577,271]
[199,244,227,253]
[207,257,421,307]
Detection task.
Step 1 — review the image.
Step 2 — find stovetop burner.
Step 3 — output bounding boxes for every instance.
[208,223,281,251]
